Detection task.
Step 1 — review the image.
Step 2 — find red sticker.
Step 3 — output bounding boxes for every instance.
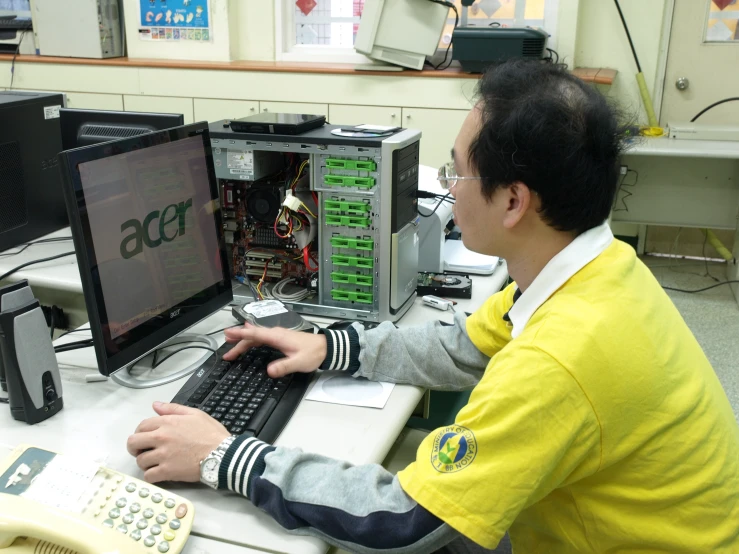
[713,0,734,10]
[296,0,317,16]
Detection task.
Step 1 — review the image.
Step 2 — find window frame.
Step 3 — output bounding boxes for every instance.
[275,0,373,64]
[275,0,561,64]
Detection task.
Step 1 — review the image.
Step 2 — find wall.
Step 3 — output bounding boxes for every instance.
[123,0,233,61]
[119,0,670,125]
[574,0,670,123]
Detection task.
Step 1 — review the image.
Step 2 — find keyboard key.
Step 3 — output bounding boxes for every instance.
[202,406,213,414]
[231,424,245,434]
[214,406,227,414]
[228,408,241,415]
[233,402,245,409]
[224,414,237,421]
[245,397,278,434]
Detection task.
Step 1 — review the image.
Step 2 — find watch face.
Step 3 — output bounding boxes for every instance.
[201,457,219,484]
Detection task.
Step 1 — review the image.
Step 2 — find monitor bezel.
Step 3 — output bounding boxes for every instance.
[58,122,232,377]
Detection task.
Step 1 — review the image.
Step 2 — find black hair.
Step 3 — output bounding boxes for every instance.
[469,59,629,235]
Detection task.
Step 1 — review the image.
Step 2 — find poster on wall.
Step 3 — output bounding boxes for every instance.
[138,0,212,42]
[705,0,739,42]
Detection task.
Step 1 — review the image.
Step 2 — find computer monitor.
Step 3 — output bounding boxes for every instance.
[354,0,448,70]
[60,108,185,151]
[58,123,233,388]
[0,0,31,19]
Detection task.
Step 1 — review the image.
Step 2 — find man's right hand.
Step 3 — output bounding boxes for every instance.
[223,323,327,379]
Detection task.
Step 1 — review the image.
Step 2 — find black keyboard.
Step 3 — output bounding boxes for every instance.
[0,17,32,30]
[171,344,311,443]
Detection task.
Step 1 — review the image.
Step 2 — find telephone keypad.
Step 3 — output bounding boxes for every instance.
[87,468,191,552]
[1,445,194,554]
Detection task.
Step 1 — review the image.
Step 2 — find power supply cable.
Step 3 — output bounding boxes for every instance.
[418,193,452,218]
[9,29,27,89]
[0,237,74,257]
[427,0,458,71]
[0,251,76,282]
[691,97,739,122]
[662,281,739,294]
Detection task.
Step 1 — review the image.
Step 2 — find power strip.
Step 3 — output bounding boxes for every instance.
[668,123,739,142]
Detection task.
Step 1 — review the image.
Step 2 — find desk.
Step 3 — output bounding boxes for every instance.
[0,262,508,553]
[0,228,87,328]
[614,137,739,302]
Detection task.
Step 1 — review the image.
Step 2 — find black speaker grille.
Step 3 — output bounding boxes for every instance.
[0,140,28,234]
[79,124,152,142]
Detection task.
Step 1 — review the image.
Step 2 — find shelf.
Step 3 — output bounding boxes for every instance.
[0,55,616,85]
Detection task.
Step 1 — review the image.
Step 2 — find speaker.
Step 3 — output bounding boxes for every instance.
[0,298,63,424]
[0,280,34,392]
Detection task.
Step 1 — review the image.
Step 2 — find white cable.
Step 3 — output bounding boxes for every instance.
[271,278,310,302]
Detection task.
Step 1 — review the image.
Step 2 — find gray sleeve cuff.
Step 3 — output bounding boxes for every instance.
[317,326,361,374]
[218,434,275,498]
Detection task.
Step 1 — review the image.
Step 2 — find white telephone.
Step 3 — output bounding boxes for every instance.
[0,444,194,554]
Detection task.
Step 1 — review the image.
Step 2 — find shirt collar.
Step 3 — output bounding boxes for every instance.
[505,222,614,339]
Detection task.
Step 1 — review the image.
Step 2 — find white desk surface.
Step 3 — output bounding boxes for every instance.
[0,228,81,293]
[0,256,508,553]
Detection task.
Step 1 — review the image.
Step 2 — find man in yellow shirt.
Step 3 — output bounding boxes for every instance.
[128,60,739,553]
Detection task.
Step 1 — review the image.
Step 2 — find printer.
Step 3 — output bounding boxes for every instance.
[417,165,500,275]
[418,194,454,273]
[418,166,454,273]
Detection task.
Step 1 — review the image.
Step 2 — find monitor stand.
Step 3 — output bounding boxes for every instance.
[110,333,219,389]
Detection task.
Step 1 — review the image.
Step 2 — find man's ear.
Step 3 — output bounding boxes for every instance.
[501,182,533,230]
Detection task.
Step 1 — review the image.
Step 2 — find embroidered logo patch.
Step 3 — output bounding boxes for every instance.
[430,425,477,473]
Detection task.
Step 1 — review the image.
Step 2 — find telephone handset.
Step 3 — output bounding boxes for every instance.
[0,445,194,554]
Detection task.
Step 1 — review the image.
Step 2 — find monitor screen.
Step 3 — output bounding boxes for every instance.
[0,0,31,18]
[59,123,232,376]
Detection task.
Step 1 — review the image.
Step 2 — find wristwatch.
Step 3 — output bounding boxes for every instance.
[199,436,235,489]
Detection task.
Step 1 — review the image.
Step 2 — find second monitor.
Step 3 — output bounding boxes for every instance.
[60,108,185,150]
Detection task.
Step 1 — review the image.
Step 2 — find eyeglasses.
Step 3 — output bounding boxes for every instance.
[437,162,481,191]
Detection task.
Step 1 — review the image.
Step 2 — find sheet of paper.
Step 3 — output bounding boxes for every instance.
[305,373,394,409]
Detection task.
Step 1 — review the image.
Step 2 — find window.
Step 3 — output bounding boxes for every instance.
[277,0,558,63]
[277,0,370,63]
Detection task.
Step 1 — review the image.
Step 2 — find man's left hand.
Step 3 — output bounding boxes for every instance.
[127,401,231,484]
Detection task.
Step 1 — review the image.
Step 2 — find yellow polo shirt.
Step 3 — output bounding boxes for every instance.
[398,228,739,552]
